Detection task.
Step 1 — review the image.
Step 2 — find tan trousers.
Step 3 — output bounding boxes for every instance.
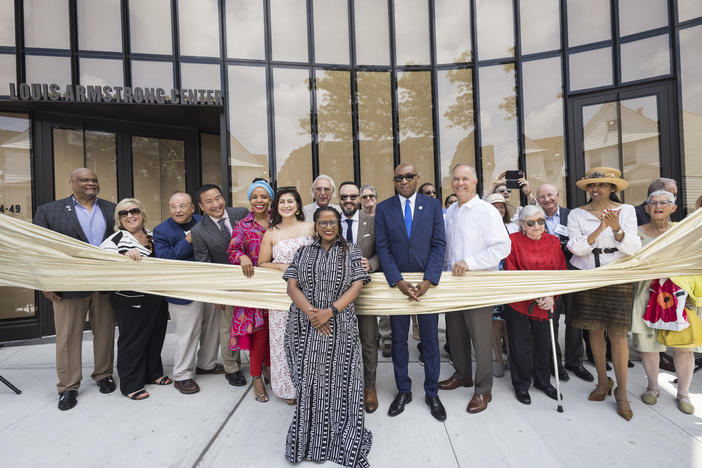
[170,301,219,381]
[220,305,241,373]
[53,293,115,393]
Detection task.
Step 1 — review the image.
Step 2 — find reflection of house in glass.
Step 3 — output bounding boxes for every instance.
[682,110,702,207]
[229,135,268,205]
[524,135,566,203]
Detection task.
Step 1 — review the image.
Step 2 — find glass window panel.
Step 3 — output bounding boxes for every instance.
[620,34,670,83]
[201,133,223,190]
[316,70,353,188]
[398,71,434,183]
[679,26,702,213]
[77,0,122,52]
[225,0,265,60]
[582,101,619,175]
[53,128,85,200]
[85,131,118,203]
[569,47,612,91]
[522,57,566,206]
[394,0,430,65]
[132,136,185,228]
[357,71,394,201]
[0,54,14,95]
[566,0,611,47]
[273,68,312,204]
[354,0,390,65]
[0,112,35,320]
[24,0,70,49]
[520,0,560,54]
[178,0,220,57]
[0,0,15,46]
[437,68,475,194]
[478,64,518,188]
[678,0,702,22]
[129,0,172,55]
[618,0,667,36]
[270,0,308,62]
[80,58,124,87]
[476,0,514,60]
[181,63,221,90]
[434,0,471,63]
[25,55,71,85]
[131,60,173,90]
[621,95,660,205]
[313,0,349,64]
[227,65,270,205]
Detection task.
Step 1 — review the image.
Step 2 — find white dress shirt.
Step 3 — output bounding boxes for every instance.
[444,195,511,271]
[398,192,417,220]
[340,210,360,244]
[209,211,232,234]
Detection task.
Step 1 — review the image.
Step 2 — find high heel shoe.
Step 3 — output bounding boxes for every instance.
[588,377,613,401]
[615,387,633,421]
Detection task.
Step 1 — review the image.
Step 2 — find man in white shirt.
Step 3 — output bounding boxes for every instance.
[440,163,511,414]
[302,174,341,220]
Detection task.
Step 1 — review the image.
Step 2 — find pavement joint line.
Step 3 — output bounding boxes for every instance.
[638,388,702,444]
[192,381,253,467]
[441,419,462,468]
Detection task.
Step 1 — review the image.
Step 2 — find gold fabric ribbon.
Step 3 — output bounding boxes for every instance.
[1,211,702,315]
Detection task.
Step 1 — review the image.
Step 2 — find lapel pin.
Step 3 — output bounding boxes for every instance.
[418,205,423,210]
[66,205,72,212]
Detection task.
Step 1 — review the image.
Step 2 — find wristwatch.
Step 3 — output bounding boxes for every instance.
[615,227,624,235]
[331,305,339,317]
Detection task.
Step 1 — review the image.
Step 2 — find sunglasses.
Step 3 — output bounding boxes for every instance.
[422,190,437,195]
[496,188,509,194]
[361,194,376,200]
[525,218,546,227]
[393,173,417,182]
[340,194,359,201]
[317,220,338,228]
[118,208,141,218]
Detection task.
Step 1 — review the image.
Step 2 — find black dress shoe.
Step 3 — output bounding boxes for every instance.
[58,390,78,411]
[551,366,569,382]
[225,371,246,386]
[425,394,447,421]
[515,389,531,405]
[535,384,561,401]
[97,376,117,394]
[565,365,595,382]
[388,392,412,417]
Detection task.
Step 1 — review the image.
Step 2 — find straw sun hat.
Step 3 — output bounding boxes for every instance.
[486,193,507,205]
[575,166,628,192]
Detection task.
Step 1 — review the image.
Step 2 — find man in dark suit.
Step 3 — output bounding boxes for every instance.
[375,163,447,421]
[33,168,117,411]
[338,181,381,413]
[536,184,593,382]
[191,184,248,387]
[154,191,222,395]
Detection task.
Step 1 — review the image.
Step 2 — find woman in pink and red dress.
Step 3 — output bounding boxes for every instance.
[227,179,274,402]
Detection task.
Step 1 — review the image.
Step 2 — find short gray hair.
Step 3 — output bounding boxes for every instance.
[647,189,676,204]
[360,184,377,197]
[311,174,336,198]
[647,177,676,196]
[518,204,545,223]
[451,163,477,178]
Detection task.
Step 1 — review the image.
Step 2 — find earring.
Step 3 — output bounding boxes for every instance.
[296,210,300,215]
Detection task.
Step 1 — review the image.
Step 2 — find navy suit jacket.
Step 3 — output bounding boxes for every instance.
[374,193,446,287]
[153,214,203,305]
[550,206,573,265]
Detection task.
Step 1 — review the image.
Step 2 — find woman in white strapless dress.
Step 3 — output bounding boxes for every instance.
[258,188,314,404]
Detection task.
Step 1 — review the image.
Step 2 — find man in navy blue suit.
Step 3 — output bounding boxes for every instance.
[375,163,447,421]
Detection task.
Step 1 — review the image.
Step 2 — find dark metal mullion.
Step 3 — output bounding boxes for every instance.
[559,0,574,207]
[14,0,25,84]
[348,0,361,184]
[428,0,441,191]
[121,0,131,89]
[469,0,483,192]
[263,0,277,187]
[669,0,685,215]
[513,0,526,207]
[171,0,181,90]
[307,0,319,178]
[388,0,400,169]
[68,0,79,85]
[614,93,624,185]
[611,0,621,87]
[218,0,230,202]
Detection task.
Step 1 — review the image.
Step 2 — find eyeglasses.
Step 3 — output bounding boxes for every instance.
[168,204,190,211]
[340,194,359,201]
[648,201,672,207]
[361,194,376,200]
[393,173,417,182]
[118,208,141,218]
[317,220,338,228]
[314,187,332,193]
[525,218,546,227]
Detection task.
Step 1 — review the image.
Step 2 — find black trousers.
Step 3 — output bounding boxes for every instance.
[504,306,552,392]
[111,293,168,395]
[553,294,585,368]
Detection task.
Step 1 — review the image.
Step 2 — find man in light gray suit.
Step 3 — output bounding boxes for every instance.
[302,174,341,220]
[191,184,248,386]
[338,182,381,413]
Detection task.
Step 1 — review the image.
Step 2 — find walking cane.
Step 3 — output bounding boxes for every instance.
[548,306,563,413]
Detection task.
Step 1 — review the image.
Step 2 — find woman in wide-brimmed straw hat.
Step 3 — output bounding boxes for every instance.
[566,167,642,421]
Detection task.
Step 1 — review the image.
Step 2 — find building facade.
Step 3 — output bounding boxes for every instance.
[1,0,701,340]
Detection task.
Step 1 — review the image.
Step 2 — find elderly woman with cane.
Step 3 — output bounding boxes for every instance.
[503,205,567,405]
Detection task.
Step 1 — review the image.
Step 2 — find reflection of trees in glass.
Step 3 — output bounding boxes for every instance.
[498,63,516,121]
[443,54,474,130]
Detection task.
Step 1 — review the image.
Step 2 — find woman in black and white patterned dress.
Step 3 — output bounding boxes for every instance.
[283,206,372,467]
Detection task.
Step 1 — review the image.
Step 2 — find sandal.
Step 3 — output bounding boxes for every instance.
[252,376,269,403]
[677,395,695,415]
[641,388,659,405]
[285,398,296,406]
[127,389,150,400]
[153,376,173,385]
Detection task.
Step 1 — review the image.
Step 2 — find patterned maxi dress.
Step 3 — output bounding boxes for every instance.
[282,240,372,467]
[269,235,313,399]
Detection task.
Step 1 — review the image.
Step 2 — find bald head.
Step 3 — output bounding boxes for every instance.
[69,168,100,201]
[394,162,419,198]
[535,184,559,216]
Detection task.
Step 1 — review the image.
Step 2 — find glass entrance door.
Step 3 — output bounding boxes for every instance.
[568,82,680,209]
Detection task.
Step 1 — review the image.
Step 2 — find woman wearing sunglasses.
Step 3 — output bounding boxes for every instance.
[100,198,171,400]
[503,204,567,405]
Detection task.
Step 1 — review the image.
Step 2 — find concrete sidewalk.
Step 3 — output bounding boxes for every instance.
[1,325,701,468]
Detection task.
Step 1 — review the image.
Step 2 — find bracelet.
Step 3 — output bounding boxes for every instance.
[331,305,339,317]
[615,227,624,235]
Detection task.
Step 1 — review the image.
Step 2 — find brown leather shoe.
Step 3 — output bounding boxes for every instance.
[195,364,225,375]
[438,376,473,390]
[365,388,379,413]
[174,379,200,394]
[467,393,492,414]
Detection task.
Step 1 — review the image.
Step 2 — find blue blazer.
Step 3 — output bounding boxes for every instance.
[374,193,446,287]
[153,214,203,304]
